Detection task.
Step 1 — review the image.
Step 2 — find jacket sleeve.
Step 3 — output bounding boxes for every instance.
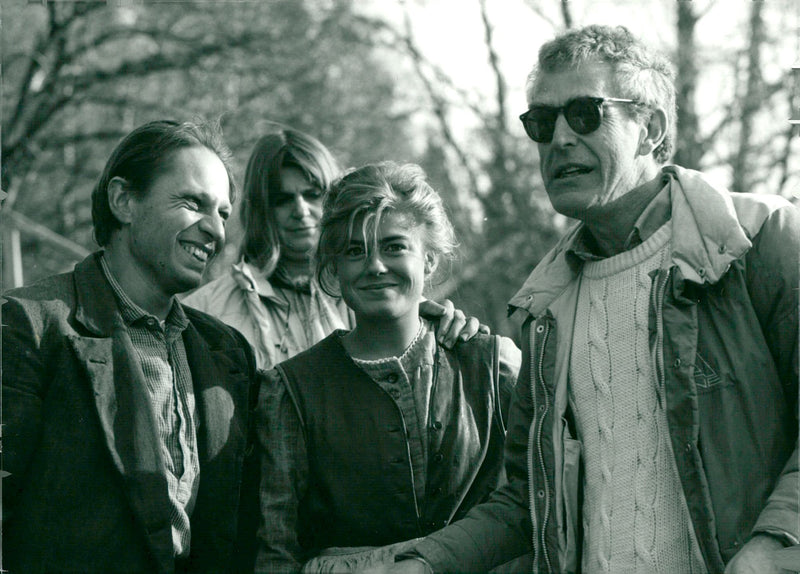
[408,324,533,573]
[746,203,800,542]
[1,295,49,526]
[254,367,309,574]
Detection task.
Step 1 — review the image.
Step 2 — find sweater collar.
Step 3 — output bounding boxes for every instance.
[509,165,755,317]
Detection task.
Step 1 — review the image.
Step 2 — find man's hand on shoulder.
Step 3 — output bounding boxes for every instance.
[419,298,490,349]
[724,534,794,574]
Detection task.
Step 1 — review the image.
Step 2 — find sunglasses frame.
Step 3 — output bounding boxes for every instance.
[519,96,640,143]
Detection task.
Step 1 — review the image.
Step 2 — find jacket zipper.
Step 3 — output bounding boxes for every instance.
[650,269,669,407]
[529,321,553,573]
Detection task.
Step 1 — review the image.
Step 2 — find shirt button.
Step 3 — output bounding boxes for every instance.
[685,443,692,453]
[433,452,444,462]
[146,318,157,328]
[718,244,727,254]
[386,373,399,384]
[674,358,682,368]
[535,325,545,334]
[537,489,545,499]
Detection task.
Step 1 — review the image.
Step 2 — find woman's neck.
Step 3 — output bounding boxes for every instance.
[277,257,311,281]
[343,313,421,360]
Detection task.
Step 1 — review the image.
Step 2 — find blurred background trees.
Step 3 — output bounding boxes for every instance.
[3,0,799,340]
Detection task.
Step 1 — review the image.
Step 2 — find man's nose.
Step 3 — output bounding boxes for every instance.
[550,113,577,147]
[199,211,226,246]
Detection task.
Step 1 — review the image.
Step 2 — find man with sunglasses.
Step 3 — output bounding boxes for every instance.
[377,24,798,574]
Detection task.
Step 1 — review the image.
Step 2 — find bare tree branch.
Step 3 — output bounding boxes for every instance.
[560,0,574,29]
[394,0,481,196]
[521,0,559,29]
[479,0,508,136]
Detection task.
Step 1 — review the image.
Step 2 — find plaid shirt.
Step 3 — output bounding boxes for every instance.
[100,255,200,557]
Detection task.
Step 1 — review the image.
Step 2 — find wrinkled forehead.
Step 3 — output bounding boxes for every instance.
[527,61,617,106]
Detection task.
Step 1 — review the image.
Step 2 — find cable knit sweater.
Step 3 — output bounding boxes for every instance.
[570,222,707,574]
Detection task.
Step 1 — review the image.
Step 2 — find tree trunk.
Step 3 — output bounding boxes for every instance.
[731,0,765,192]
[674,1,701,169]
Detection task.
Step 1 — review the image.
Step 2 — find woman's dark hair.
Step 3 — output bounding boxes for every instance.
[91,119,236,246]
[238,125,340,276]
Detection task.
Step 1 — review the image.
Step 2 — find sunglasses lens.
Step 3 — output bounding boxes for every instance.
[565,98,602,135]
[521,108,558,143]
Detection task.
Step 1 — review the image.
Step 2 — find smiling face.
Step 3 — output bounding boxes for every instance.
[335,211,433,324]
[531,62,652,222]
[274,165,323,263]
[125,145,231,298]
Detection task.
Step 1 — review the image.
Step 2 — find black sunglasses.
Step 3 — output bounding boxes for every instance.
[519,96,640,143]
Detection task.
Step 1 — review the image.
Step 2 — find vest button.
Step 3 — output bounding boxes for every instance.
[386,373,399,384]
[433,452,444,462]
[432,421,443,430]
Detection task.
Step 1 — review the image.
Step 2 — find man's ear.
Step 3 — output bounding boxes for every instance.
[637,107,667,157]
[424,252,439,277]
[107,176,135,224]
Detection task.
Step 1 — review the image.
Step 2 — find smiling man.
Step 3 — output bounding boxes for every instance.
[380,25,799,574]
[2,120,260,573]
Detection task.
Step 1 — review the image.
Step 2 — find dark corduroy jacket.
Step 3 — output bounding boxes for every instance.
[2,253,260,573]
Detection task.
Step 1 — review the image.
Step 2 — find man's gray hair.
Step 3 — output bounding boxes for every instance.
[526,25,676,163]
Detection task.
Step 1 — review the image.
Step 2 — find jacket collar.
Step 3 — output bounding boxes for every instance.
[73,252,125,336]
[231,260,288,308]
[509,165,758,317]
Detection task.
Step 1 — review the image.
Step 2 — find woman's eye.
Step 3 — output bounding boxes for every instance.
[305,188,323,200]
[274,194,294,207]
[384,243,407,254]
[345,245,365,257]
